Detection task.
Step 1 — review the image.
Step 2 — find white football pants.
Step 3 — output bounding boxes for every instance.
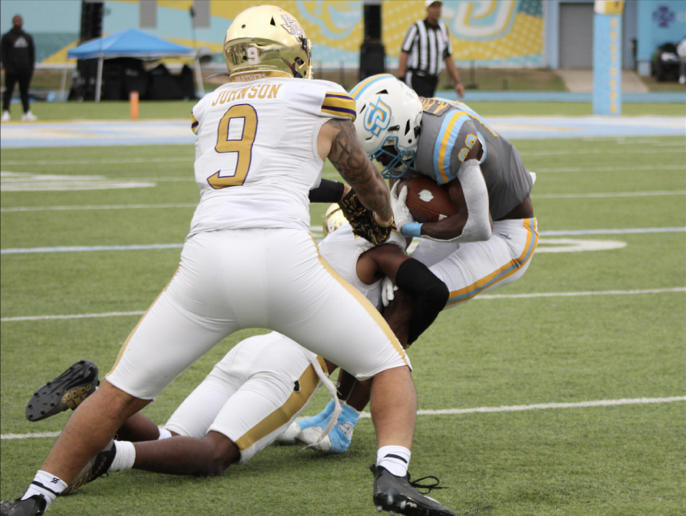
[106,228,409,399]
[164,332,322,464]
[410,218,538,308]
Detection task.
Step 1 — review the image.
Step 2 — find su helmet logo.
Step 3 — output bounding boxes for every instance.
[363,98,392,137]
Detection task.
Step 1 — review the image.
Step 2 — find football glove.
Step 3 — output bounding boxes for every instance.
[338,189,393,245]
[391,182,422,237]
[381,276,397,307]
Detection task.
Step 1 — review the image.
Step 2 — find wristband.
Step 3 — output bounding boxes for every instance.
[400,222,423,237]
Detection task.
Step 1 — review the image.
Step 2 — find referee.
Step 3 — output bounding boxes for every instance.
[397,0,464,98]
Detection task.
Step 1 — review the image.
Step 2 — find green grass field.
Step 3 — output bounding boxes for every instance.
[1,105,685,515]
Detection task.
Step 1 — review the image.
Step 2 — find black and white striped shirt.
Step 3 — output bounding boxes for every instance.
[401,19,452,77]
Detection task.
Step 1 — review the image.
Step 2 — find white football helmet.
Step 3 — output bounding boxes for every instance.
[223,5,312,81]
[350,74,423,178]
[322,203,347,236]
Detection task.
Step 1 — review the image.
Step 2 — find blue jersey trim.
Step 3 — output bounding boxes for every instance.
[432,111,470,185]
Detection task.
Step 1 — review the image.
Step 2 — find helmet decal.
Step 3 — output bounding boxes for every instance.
[281,15,304,36]
[364,99,392,137]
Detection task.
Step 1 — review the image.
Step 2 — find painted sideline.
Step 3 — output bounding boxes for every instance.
[2,288,683,322]
[4,396,684,439]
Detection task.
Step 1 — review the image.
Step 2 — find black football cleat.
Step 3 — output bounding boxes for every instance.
[370,464,454,516]
[0,495,47,516]
[26,360,99,422]
[61,440,116,495]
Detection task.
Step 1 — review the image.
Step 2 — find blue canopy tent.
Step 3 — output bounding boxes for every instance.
[67,28,201,102]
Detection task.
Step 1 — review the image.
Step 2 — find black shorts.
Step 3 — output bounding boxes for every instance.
[404,72,438,98]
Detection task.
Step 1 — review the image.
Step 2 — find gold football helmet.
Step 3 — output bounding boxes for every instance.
[323,203,347,236]
[224,5,312,81]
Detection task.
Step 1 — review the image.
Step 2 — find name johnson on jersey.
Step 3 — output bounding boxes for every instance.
[188,78,356,238]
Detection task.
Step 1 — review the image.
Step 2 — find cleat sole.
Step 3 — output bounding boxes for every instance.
[26,360,99,422]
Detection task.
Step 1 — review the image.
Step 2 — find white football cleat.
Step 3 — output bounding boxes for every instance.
[297,421,354,453]
[22,111,38,122]
[275,421,302,445]
[1,111,10,122]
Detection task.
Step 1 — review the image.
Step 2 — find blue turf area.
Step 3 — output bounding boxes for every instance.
[1,116,684,148]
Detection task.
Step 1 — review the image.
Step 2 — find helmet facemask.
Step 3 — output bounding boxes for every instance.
[369,124,422,179]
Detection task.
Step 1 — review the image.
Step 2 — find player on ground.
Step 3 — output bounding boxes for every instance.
[0,14,453,515]
[18,210,448,499]
[28,334,335,490]
[294,74,538,452]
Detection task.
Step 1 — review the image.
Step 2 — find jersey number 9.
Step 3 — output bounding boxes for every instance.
[208,104,258,189]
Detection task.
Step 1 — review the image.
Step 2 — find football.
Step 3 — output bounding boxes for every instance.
[397,176,459,223]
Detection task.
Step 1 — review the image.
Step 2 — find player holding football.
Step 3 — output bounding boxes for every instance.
[293,74,538,453]
[0,11,453,516]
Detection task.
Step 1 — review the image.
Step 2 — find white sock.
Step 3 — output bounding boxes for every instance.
[21,470,67,508]
[377,445,411,477]
[157,427,173,440]
[108,440,136,472]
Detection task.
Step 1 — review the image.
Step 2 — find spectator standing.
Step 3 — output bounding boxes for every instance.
[397,0,464,98]
[1,15,37,122]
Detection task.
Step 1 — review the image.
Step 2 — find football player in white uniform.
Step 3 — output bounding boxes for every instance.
[1,9,453,516]
[26,333,336,488]
[295,75,538,455]
[19,204,449,503]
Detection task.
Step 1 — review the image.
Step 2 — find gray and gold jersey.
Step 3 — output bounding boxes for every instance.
[413,98,533,220]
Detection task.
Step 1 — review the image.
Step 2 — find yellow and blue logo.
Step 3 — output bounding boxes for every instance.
[364,98,392,137]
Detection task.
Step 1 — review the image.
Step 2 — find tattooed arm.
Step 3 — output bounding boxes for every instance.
[317,119,393,226]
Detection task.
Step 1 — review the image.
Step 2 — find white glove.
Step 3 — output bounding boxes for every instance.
[381,276,397,307]
[390,181,414,231]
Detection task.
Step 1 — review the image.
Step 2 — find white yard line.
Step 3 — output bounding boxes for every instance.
[533,191,686,199]
[539,227,685,236]
[3,150,681,164]
[3,192,684,212]
[362,396,686,419]
[1,204,197,212]
[4,396,684,438]
[2,288,683,322]
[522,148,686,156]
[2,431,62,440]
[535,164,685,173]
[2,227,682,255]
[1,244,185,254]
[2,311,146,322]
[476,287,685,300]
[2,158,192,165]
